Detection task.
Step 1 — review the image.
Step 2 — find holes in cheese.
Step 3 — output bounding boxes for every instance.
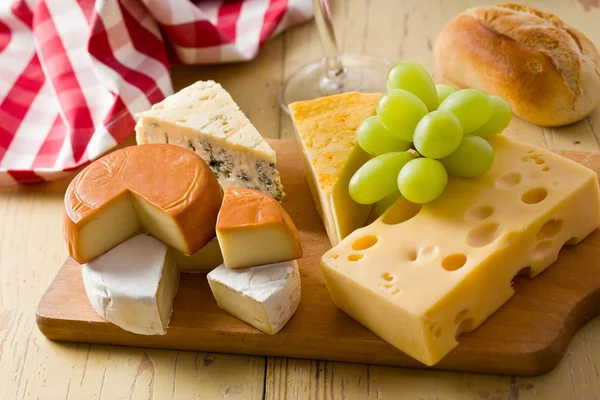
[418,245,439,261]
[521,153,546,165]
[532,240,554,259]
[521,187,548,204]
[216,187,302,269]
[465,204,494,221]
[456,318,475,337]
[406,249,418,261]
[321,132,600,367]
[352,235,378,250]
[542,166,551,172]
[348,254,364,262]
[454,309,469,325]
[441,254,468,271]
[495,172,521,188]
[510,267,533,290]
[536,219,564,240]
[466,221,501,248]
[63,144,223,264]
[381,272,395,281]
[516,266,533,278]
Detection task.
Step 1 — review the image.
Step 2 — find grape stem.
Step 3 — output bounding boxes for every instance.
[408,147,421,158]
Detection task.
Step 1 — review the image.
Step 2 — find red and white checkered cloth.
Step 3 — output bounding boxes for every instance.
[0,0,312,185]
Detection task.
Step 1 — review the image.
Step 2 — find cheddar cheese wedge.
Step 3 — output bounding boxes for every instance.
[289,92,380,246]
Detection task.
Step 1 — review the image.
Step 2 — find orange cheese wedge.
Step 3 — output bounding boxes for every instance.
[216,188,302,269]
[63,144,223,264]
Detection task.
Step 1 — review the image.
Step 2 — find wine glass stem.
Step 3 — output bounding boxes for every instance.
[312,0,344,78]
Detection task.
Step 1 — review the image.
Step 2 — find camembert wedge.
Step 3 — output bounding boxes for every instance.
[82,234,180,335]
[289,92,380,246]
[322,135,600,366]
[207,261,301,334]
[216,188,302,269]
[135,80,284,201]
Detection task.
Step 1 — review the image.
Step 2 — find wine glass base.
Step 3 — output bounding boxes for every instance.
[280,54,391,114]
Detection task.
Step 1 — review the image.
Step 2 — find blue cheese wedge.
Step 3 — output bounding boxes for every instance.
[135,80,284,201]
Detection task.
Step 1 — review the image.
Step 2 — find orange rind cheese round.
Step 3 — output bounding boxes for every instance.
[216,187,303,269]
[63,144,223,264]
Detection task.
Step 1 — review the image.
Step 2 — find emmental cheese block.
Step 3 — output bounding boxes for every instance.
[135,80,285,201]
[289,92,380,246]
[63,144,223,264]
[207,261,301,334]
[322,135,600,366]
[216,188,302,269]
[82,235,180,335]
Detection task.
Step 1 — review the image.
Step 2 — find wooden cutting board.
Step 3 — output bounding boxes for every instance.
[36,140,600,376]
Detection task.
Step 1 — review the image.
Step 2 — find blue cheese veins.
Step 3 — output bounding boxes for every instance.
[135,80,284,201]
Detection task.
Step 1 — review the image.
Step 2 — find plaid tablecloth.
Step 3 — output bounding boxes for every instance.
[0,0,312,185]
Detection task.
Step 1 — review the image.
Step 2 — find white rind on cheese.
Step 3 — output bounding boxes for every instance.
[82,234,180,335]
[135,80,284,201]
[207,261,301,334]
[321,135,600,366]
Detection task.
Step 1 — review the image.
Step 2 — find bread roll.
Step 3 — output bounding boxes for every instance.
[434,3,600,127]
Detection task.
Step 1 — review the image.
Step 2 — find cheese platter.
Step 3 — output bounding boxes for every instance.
[38,137,600,376]
[35,3,600,376]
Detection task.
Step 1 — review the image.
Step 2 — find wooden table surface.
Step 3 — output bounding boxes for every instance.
[2,0,600,399]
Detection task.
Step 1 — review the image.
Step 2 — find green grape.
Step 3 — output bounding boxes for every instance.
[349,152,416,204]
[413,110,463,159]
[357,116,412,155]
[374,191,403,217]
[436,84,456,105]
[472,95,512,138]
[438,89,493,134]
[386,61,438,111]
[397,158,448,204]
[440,135,494,178]
[377,89,429,142]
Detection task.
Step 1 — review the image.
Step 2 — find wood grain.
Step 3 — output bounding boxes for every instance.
[36,139,600,376]
[3,0,600,398]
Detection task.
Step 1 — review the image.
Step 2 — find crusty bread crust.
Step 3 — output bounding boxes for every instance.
[434,3,600,126]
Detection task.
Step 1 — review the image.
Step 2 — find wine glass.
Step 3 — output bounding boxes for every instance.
[280,0,391,114]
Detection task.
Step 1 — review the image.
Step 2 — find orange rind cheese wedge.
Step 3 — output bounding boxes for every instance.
[216,187,302,269]
[63,144,223,264]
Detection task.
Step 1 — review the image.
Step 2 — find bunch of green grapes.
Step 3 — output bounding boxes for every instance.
[350,61,512,215]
